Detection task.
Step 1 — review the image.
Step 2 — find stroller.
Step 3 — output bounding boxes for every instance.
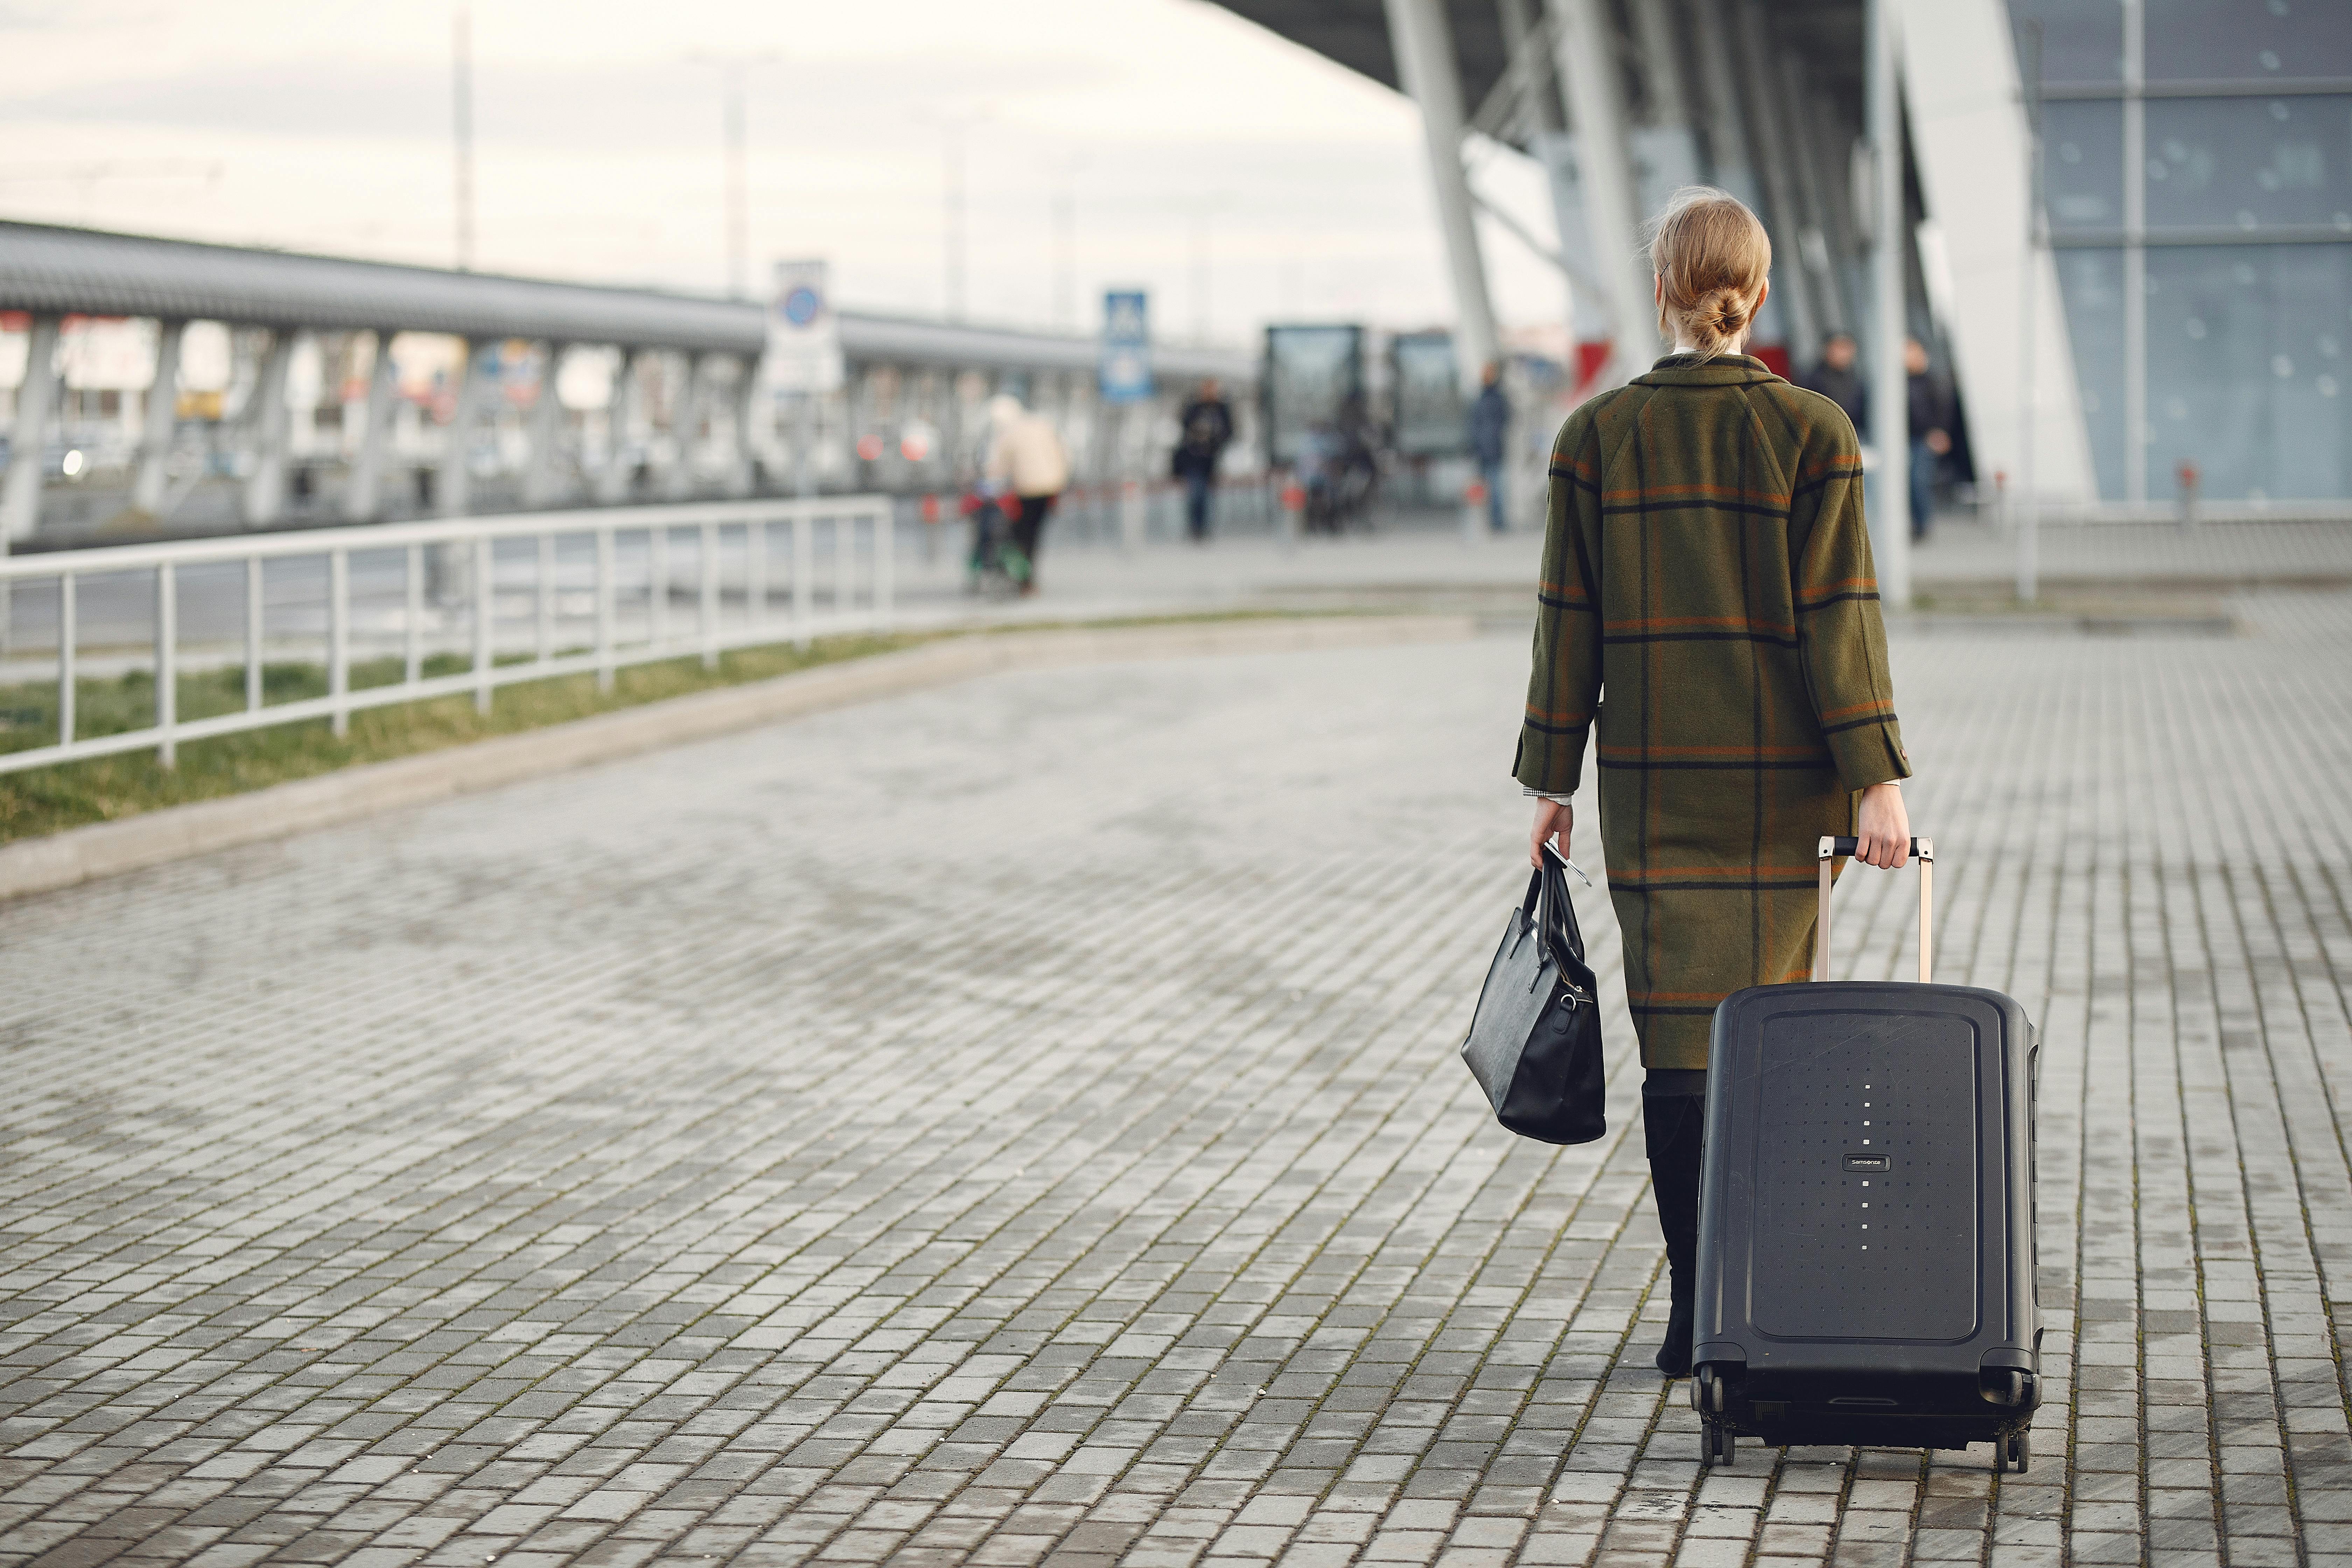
[962,487,1030,598]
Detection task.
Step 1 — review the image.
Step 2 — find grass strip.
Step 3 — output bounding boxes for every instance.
[0,610,1353,844]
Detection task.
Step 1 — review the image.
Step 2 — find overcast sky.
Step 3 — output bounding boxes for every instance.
[0,0,1567,346]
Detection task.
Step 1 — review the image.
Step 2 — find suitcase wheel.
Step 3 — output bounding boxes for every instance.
[1701,1420,1735,1467]
[2000,1430,2030,1474]
[1693,1364,1726,1415]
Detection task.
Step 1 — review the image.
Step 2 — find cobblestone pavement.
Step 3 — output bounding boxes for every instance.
[4,593,2351,1568]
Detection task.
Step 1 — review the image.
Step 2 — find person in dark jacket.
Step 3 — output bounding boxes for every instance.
[1171,380,1235,542]
[1797,331,1868,438]
[1467,360,1512,533]
[1520,188,1912,1380]
[1905,338,1953,541]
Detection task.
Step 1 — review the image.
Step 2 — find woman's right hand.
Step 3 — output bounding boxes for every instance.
[1854,782,1910,869]
[1530,798,1573,868]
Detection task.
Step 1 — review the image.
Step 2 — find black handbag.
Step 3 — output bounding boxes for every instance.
[1461,842,1606,1144]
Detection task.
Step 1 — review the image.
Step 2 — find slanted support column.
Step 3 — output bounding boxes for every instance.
[131,318,186,517]
[1548,0,1651,388]
[523,341,569,508]
[1735,0,1824,364]
[344,330,400,522]
[1381,0,1499,387]
[1,313,60,544]
[1688,0,1789,348]
[439,337,491,518]
[241,329,298,529]
[598,347,642,504]
[1866,0,1910,607]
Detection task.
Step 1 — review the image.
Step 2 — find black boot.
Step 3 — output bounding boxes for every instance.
[1644,1076,1707,1378]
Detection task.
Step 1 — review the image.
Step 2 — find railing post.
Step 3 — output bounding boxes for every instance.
[536,531,555,664]
[246,556,264,712]
[56,574,75,749]
[154,561,177,769]
[792,511,813,650]
[474,534,494,715]
[329,548,350,738]
[596,526,616,693]
[699,519,719,670]
[404,542,423,686]
[749,517,769,635]
[833,513,852,614]
[873,504,894,632]
[651,526,670,650]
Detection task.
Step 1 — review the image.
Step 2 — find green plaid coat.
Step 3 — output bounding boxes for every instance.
[1514,355,1911,1069]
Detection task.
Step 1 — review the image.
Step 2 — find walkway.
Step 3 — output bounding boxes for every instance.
[2,591,2350,1567]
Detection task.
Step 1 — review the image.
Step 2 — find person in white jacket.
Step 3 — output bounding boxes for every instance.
[984,393,1070,594]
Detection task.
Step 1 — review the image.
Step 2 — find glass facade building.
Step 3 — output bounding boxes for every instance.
[2013,0,2352,501]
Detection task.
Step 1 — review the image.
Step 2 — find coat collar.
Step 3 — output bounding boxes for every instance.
[1630,353,1782,387]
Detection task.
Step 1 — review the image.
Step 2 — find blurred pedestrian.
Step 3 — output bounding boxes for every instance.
[1519,187,1912,1379]
[1905,338,1953,542]
[985,393,1070,595]
[1468,360,1512,533]
[1171,379,1234,542]
[1797,331,1868,438]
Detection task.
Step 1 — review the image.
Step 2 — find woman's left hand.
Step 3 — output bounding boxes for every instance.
[1854,782,1910,868]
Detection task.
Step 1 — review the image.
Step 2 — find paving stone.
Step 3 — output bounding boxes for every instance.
[4,597,2352,1564]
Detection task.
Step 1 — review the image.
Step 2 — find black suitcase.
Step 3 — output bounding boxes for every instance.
[1691,834,2042,1471]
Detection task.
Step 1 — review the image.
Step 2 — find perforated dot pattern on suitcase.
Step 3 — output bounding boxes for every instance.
[1748,1008,1980,1341]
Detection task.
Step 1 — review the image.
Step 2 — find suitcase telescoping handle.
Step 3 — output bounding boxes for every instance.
[1814,835,1934,985]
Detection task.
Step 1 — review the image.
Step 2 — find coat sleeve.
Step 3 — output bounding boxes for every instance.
[1513,410,1603,794]
[1792,413,1912,790]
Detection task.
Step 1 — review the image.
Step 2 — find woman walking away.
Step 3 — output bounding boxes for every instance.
[1515,188,1914,1378]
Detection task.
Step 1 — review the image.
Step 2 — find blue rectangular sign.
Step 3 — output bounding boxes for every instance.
[1099,289,1153,404]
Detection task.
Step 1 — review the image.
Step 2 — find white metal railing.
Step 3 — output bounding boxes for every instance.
[0,495,893,775]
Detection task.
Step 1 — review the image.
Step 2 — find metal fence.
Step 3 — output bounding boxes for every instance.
[0,495,894,775]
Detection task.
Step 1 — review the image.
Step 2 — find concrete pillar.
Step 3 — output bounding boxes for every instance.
[1,313,60,544]
[1548,0,1652,387]
[439,337,491,518]
[1687,0,1790,349]
[1866,0,1910,607]
[130,318,185,516]
[1734,0,1823,365]
[1381,0,1500,388]
[599,348,642,504]
[727,354,760,498]
[344,331,400,522]
[663,351,704,502]
[241,329,297,529]
[523,341,569,508]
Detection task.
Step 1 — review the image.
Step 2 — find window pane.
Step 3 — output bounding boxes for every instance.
[2054,248,2128,499]
[2146,0,2352,84]
[2043,101,2124,233]
[2006,0,2123,84]
[2144,96,2352,234]
[2144,244,2352,500]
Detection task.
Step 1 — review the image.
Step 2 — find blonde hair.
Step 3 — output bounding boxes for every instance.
[1648,186,1771,361]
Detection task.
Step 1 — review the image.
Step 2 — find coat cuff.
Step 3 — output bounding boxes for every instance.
[1513,724,1590,796]
[1826,717,1912,791]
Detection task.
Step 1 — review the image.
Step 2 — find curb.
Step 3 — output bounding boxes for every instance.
[0,613,1478,903]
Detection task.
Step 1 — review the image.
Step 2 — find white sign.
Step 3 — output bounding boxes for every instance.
[765,258,844,395]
